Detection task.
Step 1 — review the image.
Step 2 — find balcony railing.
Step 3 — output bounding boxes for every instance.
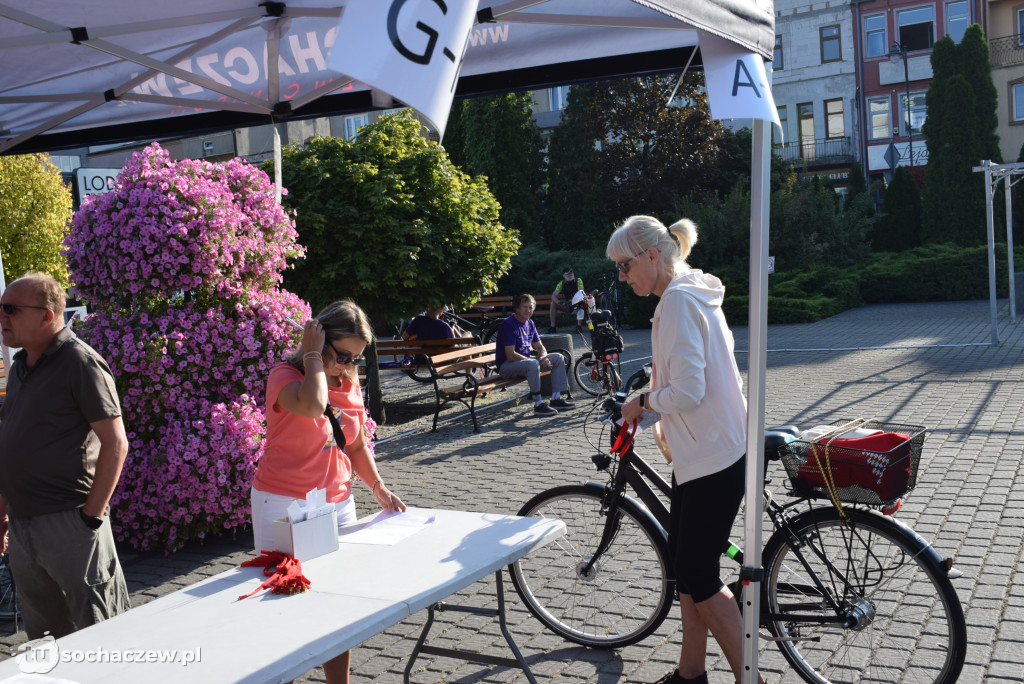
[991,35,1024,68]
[772,136,853,166]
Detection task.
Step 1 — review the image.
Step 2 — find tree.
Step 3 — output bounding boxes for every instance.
[922,75,985,244]
[958,24,1002,164]
[66,143,307,551]
[444,93,545,243]
[270,111,518,321]
[874,166,922,252]
[543,87,606,250]
[0,154,72,287]
[544,74,727,248]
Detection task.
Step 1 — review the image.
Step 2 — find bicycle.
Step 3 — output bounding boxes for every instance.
[594,273,626,330]
[509,369,967,684]
[571,306,624,397]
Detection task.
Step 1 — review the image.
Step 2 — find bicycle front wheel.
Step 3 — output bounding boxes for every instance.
[762,506,966,684]
[574,353,606,396]
[509,485,673,648]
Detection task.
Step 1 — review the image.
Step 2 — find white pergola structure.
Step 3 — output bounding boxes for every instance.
[974,160,1024,343]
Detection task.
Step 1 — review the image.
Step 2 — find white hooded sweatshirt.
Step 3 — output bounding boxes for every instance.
[647,270,747,485]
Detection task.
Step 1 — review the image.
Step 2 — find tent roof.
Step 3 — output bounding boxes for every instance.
[0,0,773,154]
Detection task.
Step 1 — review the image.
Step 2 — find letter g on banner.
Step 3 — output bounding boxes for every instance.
[388,0,456,66]
[329,0,480,138]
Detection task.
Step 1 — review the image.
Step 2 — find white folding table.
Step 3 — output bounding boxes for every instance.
[0,507,565,683]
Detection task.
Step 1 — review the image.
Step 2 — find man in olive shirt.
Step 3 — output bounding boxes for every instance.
[0,272,130,639]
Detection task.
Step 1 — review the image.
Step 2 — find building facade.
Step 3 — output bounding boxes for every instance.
[772,0,860,192]
[854,0,981,180]
[986,0,1024,163]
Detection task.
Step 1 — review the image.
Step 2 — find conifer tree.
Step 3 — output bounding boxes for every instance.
[958,24,1002,163]
[922,75,985,244]
[875,166,922,252]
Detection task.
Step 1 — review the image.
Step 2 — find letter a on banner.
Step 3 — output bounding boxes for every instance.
[698,30,780,133]
[328,0,479,138]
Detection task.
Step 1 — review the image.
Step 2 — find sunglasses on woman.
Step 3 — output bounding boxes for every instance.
[616,249,650,275]
[324,344,363,366]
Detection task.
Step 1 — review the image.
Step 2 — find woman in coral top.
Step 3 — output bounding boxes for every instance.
[251,299,405,684]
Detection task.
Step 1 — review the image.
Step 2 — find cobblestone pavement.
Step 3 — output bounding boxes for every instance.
[2,300,1022,683]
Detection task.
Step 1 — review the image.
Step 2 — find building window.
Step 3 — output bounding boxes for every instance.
[798,102,816,160]
[945,1,968,43]
[897,6,934,52]
[899,92,927,135]
[776,105,788,144]
[1013,83,1024,122]
[773,34,784,70]
[550,86,571,111]
[868,97,891,140]
[820,25,841,63]
[865,15,888,58]
[825,99,845,139]
[1019,9,1024,45]
[344,114,369,140]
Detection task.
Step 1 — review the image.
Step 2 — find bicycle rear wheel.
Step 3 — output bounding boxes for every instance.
[761,506,966,684]
[509,485,673,648]
[574,353,606,396]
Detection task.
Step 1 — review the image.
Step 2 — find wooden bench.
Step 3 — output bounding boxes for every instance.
[361,338,479,384]
[456,295,513,322]
[428,343,575,432]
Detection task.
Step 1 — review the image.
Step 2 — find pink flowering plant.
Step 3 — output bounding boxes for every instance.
[64,143,313,551]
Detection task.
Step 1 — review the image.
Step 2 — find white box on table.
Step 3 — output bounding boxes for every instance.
[272,509,339,561]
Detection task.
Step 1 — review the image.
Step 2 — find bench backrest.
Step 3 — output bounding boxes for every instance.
[430,343,497,376]
[458,296,513,320]
[375,338,477,359]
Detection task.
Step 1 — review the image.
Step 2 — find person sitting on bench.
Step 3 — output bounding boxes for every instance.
[496,294,575,417]
[402,305,454,341]
[548,266,583,334]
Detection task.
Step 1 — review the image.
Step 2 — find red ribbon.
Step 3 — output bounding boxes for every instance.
[237,550,312,599]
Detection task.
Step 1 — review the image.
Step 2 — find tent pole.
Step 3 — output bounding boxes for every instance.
[273,124,282,205]
[741,116,771,684]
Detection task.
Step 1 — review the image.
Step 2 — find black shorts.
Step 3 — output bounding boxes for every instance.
[667,455,745,603]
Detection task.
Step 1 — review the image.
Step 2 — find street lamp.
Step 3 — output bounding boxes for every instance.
[889,41,913,168]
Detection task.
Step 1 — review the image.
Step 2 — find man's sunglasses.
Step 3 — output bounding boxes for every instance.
[324,344,363,366]
[0,303,49,315]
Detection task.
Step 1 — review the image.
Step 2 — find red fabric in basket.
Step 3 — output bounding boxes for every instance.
[798,431,912,501]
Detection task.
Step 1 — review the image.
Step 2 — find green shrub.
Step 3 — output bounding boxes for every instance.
[497,243,616,300]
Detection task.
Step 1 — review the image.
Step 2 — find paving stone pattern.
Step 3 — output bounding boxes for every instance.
[1,300,1022,683]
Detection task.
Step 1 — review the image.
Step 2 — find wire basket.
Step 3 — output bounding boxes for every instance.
[780,419,926,505]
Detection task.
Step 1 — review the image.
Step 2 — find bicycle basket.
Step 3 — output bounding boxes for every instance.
[780,419,925,505]
[591,323,623,356]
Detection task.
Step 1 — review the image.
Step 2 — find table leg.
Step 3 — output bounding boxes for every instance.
[403,570,538,683]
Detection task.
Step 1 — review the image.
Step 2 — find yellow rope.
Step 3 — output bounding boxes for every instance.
[809,418,873,518]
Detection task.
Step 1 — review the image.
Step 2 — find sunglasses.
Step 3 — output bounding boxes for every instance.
[324,344,363,366]
[0,303,49,315]
[615,249,649,275]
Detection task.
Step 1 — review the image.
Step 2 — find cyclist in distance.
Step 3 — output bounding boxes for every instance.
[607,216,761,684]
[547,266,583,334]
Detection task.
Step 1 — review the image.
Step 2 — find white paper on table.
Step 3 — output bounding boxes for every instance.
[337,511,435,545]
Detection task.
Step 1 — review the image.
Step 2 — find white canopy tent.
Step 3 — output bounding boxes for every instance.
[0,2,775,681]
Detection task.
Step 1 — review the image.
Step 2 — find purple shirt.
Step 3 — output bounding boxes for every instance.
[495,315,538,369]
[405,315,453,340]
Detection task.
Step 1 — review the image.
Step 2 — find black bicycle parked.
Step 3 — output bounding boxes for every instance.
[509,369,967,684]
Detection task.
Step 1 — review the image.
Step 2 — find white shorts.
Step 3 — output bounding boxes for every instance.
[250,486,357,553]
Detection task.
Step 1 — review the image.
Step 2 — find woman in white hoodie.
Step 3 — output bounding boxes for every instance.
[609,215,762,684]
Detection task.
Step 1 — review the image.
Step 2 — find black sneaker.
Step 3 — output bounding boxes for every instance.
[534,402,558,416]
[549,398,575,410]
[546,326,557,334]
